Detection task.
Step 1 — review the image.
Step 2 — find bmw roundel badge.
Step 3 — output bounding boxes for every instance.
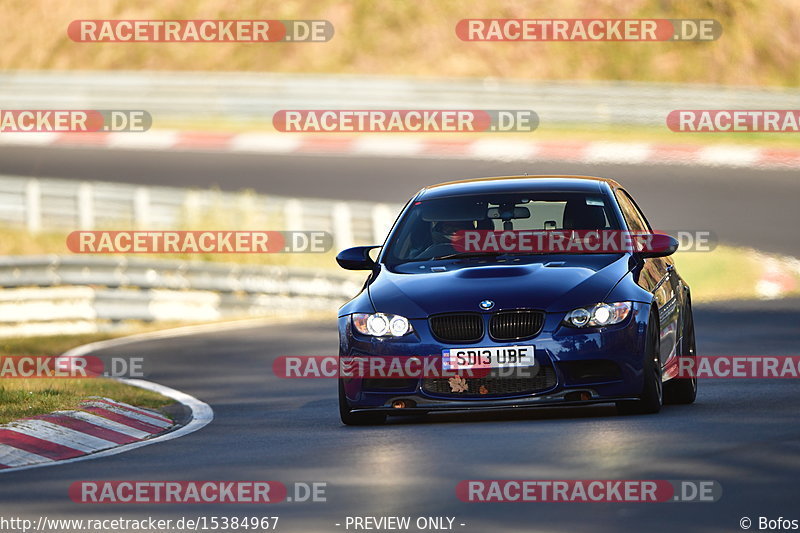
[479,299,495,310]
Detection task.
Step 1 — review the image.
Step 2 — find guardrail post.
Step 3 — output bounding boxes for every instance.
[25,179,41,233]
[183,191,200,226]
[238,191,256,226]
[283,199,303,231]
[77,182,95,229]
[371,204,394,244]
[332,202,353,250]
[134,187,150,229]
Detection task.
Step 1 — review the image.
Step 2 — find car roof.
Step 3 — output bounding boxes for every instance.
[415,175,622,200]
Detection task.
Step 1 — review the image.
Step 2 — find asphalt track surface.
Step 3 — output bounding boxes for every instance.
[0,147,799,532]
[1,299,799,533]
[0,145,798,256]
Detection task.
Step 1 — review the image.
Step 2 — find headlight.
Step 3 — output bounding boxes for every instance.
[564,302,632,328]
[352,313,413,337]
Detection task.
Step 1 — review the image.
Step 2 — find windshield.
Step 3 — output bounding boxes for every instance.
[383,191,622,264]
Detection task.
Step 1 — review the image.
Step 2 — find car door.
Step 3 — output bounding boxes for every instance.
[614,188,680,367]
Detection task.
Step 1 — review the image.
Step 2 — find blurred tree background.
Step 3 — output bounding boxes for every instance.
[3,0,796,86]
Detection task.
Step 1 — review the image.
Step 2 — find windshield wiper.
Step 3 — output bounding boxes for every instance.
[396,251,508,264]
[430,251,507,261]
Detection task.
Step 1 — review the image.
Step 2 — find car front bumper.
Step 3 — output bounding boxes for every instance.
[338,302,652,415]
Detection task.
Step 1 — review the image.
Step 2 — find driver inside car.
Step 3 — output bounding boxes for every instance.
[413,220,476,259]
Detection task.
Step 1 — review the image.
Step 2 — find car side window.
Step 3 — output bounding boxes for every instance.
[614,189,650,233]
[623,190,653,232]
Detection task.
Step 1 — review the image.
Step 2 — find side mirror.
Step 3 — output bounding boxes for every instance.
[336,246,380,270]
[637,234,679,258]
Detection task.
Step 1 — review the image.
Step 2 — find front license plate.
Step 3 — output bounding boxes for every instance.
[443,345,535,370]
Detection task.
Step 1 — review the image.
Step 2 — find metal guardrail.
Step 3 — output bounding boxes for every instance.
[0,175,402,250]
[0,255,364,337]
[2,71,799,127]
[0,175,394,337]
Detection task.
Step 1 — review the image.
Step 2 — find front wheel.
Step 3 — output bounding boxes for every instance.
[617,310,662,415]
[339,379,386,426]
[664,300,697,404]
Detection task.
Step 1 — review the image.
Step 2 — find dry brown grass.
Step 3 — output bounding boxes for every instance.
[2,0,799,86]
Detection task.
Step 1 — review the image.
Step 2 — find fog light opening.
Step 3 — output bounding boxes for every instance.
[391,399,415,409]
[565,391,593,402]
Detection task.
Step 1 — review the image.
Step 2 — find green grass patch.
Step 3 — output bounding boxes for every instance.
[0,333,173,424]
[674,245,799,302]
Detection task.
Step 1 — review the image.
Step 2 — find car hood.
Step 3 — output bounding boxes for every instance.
[368,255,634,317]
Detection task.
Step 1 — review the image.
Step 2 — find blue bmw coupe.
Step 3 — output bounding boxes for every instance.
[336,175,696,425]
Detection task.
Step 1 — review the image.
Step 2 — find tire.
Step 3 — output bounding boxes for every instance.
[664,300,698,405]
[339,379,386,426]
[617,310,663,415]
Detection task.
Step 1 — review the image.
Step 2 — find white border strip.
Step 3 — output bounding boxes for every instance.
[0,377,212,474]
[0,444,53,468]
[4,421,117,452]
[0,321,271,472]
[78,401,173,429]
[57,410,151,439]
[4,131,800,170]
[2,317,311,473]
[0,322,221,473]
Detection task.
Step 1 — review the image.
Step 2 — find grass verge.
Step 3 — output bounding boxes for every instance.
[0,333,174,424]
[674,246,799,302]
